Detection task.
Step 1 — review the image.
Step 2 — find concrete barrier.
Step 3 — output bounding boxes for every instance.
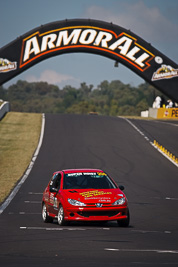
[0,101,10,120]
[141,110,149,117]
[148,108,158,118]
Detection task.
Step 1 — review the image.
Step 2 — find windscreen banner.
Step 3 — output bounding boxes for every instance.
[0,19,178,102]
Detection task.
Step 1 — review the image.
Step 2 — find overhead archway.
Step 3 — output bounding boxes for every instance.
[0,19,178,102]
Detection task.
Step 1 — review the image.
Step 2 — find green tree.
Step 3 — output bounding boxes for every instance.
[3,79,168,116]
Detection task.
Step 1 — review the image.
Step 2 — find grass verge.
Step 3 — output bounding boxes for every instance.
[0,112,42,204]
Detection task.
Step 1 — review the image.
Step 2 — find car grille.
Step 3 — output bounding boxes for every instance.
[86,203,111,206]
[77,210,119,217]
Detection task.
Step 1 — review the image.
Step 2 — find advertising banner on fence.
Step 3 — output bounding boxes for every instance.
[157,108,178,119]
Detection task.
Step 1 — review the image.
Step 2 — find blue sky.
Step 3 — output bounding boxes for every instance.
[1,0,178,89]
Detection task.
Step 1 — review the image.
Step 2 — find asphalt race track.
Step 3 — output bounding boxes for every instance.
[0,114,178,267]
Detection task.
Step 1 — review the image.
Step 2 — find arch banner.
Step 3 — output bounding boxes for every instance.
[0,19,178,102]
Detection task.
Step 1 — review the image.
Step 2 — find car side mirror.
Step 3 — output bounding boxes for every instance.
[50,187,58,193]
[119,185,125,191]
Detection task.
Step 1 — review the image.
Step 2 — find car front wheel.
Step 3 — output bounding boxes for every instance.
[117,209,130,227]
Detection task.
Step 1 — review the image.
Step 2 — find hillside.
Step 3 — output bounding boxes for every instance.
[0,80,166,116]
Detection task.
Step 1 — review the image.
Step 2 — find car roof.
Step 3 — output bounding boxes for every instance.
[53,169,105,176]
[62,169,103,174]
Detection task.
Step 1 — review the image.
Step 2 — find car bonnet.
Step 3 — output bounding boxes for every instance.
[63,188,125,204]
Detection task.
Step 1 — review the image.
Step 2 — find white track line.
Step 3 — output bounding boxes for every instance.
[20,226,110,231]
[131,229,172,234]
[153,120,178,127]
[0,114,45,214]
[105,248,178,254]
[24,201,41,203]
[28,192,43,195]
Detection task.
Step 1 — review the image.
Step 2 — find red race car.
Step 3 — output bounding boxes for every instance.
[42,169,130,227]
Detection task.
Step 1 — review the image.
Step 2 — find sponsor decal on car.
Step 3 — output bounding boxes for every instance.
[152,65,178,81]
[20,26,154,71]
[66,172,107,177]
[80,190,112,198]
[0,58,17,73]
[97,172,107,176]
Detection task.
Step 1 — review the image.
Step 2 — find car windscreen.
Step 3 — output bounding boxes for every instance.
[63,172,117,189]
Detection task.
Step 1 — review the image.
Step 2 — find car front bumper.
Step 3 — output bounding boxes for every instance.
[64,205,128,221]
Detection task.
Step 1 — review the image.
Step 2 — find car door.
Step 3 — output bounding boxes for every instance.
[48,172,62,215]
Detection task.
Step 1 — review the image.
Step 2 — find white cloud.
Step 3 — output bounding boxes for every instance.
[25,70,81,87]
[84,1,177,45]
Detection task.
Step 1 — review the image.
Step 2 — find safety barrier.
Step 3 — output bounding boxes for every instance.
[153,140,178,167]
[0,101,10,120]
[148,108,178,119]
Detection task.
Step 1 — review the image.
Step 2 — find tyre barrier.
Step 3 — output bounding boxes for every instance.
[153,140,178,167]
[0,101,10,120]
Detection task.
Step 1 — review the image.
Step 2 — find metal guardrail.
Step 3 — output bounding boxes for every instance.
[0,101,10,120]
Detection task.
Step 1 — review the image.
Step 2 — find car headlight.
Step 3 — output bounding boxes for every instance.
[113,197,126,205]
[68,198,86,206]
